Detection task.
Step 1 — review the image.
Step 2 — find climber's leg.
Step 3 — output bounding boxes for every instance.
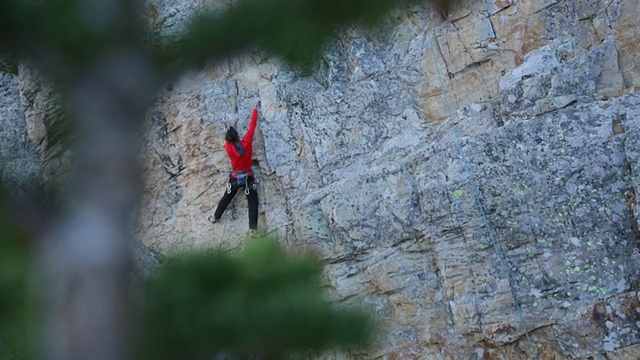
[214,180,239,220]
[246,178,259,230]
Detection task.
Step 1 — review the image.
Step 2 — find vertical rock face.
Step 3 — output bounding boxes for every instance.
[8,0,640,357]
[0,71,42,196]
[133,0,640,357]
[12,66,71,191]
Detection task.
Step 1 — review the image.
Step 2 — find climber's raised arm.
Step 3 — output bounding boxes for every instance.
[243,103,258,144]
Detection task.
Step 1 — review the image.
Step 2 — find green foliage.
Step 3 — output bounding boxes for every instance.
[0,0,466,82]
[0,57,18,75]
[140,237,375,360]
[0,194,33,360]
[154,0,420,73]
[0,0,140,80]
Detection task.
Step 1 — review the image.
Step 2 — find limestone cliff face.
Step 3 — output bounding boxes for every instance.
[132,0,640,358]
[136,0,640,358]
[0,72,42,197]
[6,0,640,358]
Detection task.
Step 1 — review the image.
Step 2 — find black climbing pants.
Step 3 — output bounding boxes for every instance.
[214,175,258,229]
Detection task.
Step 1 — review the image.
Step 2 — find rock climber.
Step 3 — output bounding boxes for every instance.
[210,101,260,231]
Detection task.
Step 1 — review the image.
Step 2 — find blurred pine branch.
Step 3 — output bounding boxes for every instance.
[0,191,34,360]
[141,237,376,360]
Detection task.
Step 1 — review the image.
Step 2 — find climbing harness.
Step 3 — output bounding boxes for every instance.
[427,31,538,359]
[227,169,256,196]
[235,172,247,187]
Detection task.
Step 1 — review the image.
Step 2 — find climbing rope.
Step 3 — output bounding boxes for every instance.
[426,31,538,359]
[221,212,229,244]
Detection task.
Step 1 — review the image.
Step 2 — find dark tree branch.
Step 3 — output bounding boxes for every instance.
[0,0,146,84]
[150,0,421,76]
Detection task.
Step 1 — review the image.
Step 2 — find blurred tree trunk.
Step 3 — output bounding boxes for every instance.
[35,48,156,360]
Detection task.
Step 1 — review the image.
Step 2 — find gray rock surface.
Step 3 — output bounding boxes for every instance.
[13,65,71,190]
[132,0,640,358]
[0,72,42,196]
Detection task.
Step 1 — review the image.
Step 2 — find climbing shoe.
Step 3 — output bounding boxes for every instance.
[248,229,260,237]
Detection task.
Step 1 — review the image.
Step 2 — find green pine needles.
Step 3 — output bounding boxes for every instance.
[0,213,33,360]
[0,233,376,360]
[141,237,376,360]
[0,57,18,75]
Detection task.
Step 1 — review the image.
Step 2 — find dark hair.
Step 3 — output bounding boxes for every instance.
[225,127,239,142]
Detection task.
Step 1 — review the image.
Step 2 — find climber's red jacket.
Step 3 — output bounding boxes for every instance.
[225,108,258,172]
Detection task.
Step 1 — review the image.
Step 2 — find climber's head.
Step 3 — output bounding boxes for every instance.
[225,127,239,142]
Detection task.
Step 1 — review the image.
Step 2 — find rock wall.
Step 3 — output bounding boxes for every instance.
[0,71,42,197]
[137,0,640,358]
[12,66,72,191]
[8,0,640,358]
